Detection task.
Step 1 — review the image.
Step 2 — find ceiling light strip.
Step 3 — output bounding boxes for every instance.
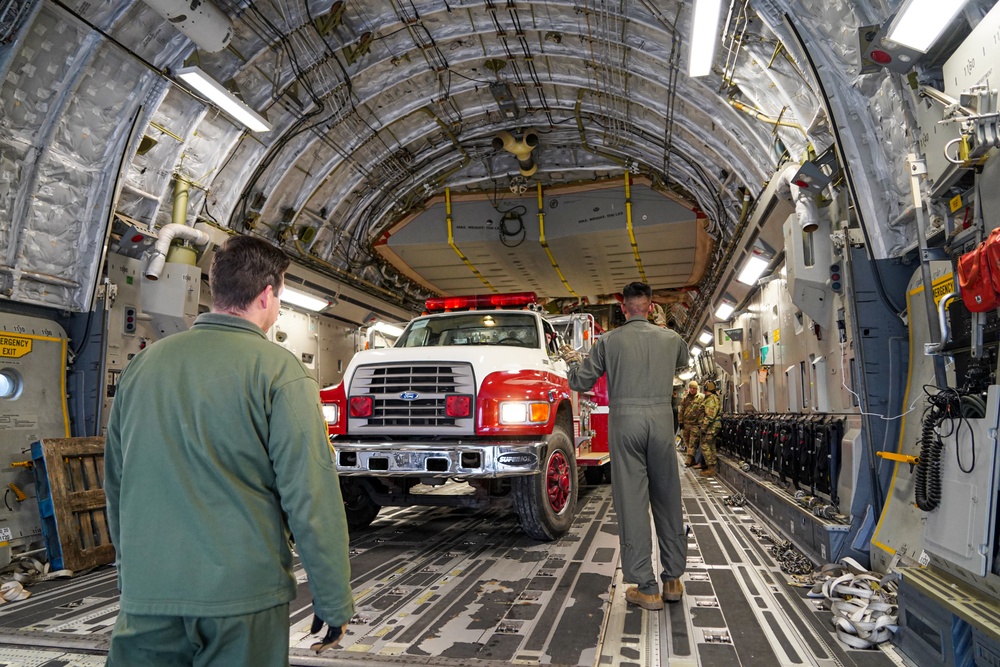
[445,188,496,292]
[537,184,578,297]
[624,173,648,282]
[174,66,271,133]
[886,0,971,53]
[689,0,723,77]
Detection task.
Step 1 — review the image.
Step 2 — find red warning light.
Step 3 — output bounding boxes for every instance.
[425,292,538,312]
[349,396,373,418]
[445,394,471,417]
[870,50,892,65]
[131,235,145,243]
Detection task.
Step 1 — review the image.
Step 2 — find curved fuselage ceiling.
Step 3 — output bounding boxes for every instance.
[0,0,976,332]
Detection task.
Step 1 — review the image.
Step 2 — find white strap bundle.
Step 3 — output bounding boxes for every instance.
[8,557,72,586]
[0,580,29,603]
[0,556,75,604]
[821,558,899,649]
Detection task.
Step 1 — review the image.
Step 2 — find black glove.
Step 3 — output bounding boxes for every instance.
[309,614,346,654]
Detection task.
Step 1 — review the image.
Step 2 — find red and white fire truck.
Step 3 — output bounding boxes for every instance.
[321,292,610,540]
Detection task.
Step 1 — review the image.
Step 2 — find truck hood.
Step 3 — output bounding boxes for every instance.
[345,345,566,381]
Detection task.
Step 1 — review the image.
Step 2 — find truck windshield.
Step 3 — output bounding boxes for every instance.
[396,313,539,348]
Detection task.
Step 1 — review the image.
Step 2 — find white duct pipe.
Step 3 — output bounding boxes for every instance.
[774,162,820,233]
[144,224,210,280]
[493,130,540,177]
[140,0,233,52]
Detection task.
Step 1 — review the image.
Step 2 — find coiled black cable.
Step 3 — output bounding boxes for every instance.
[915,408,942,511]
[915,387,961,512]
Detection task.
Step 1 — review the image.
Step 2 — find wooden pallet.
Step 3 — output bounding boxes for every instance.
[33,437,114,571]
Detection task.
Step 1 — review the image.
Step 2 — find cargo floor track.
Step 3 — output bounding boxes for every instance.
[0,455,912,666]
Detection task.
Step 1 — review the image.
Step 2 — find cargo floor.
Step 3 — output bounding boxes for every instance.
[0,455,913,666]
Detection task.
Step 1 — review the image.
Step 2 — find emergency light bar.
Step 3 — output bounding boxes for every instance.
[425,292,538,312]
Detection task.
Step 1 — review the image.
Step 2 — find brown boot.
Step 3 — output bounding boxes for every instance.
[700,465,716,477]
[684,456,695,467]
[662,578,684,602]
[625,586,664,610]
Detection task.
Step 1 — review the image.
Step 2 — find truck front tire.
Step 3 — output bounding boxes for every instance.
[341,478,381,531]
[512,425,578,540]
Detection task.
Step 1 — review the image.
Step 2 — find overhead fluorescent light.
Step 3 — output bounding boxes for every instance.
[715,302,735,320]
[174,66,272,133]
[691,345,703,356]
[886,0,971,53]
[737,255,769,285]
[678,370,696,381]
[371,321,404,337]
[698,331,714,346]
[688,0,724,77]
[280,286,329,312]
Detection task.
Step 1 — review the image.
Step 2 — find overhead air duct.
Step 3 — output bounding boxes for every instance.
[493,130,540,177]
[144,178,211,280]
[140,0,233,52]
[775,162,820,232]
[144,224,211,280]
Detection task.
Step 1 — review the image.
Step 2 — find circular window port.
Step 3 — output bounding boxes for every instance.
[0,368,24,400]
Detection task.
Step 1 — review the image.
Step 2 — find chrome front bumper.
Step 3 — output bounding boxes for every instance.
[332,439,547,478]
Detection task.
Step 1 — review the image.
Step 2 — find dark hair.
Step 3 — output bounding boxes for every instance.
[209,236,290,312]
[621,281,652,317]
[622,281,652,300]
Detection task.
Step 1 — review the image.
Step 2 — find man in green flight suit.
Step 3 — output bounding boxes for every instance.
[105,236,354,665]
[699,380,722,477]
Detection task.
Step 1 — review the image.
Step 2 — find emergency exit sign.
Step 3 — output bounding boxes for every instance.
[0,336,31,358]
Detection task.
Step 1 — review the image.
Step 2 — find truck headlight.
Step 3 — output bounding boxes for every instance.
[499,401,550,424]
[322,404,339,425]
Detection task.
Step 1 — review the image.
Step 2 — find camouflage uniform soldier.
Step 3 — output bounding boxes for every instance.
[681,384,705,467]
[699,380,722,477]
[677,381,698,452]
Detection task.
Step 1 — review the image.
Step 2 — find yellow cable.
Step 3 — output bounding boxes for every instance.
[446,188,495,292]
[537,184,578,297]
[624,173,647,282]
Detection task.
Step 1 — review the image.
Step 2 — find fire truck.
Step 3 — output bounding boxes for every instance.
[321,292,610,540]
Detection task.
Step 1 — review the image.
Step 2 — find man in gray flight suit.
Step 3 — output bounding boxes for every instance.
[561,282,690,610]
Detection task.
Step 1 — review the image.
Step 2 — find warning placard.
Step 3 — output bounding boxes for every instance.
[0,336,32,358]
[931,274,955,307]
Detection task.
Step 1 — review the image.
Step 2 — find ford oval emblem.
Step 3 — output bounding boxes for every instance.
[400,391,419,400]
[497,452,537,466]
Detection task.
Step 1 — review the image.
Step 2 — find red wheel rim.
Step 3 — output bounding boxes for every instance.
[546,450,571,513]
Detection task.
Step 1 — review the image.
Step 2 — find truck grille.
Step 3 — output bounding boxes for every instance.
[349,363,476,434]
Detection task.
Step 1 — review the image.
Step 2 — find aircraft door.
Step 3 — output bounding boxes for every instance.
[0,315,70,564]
